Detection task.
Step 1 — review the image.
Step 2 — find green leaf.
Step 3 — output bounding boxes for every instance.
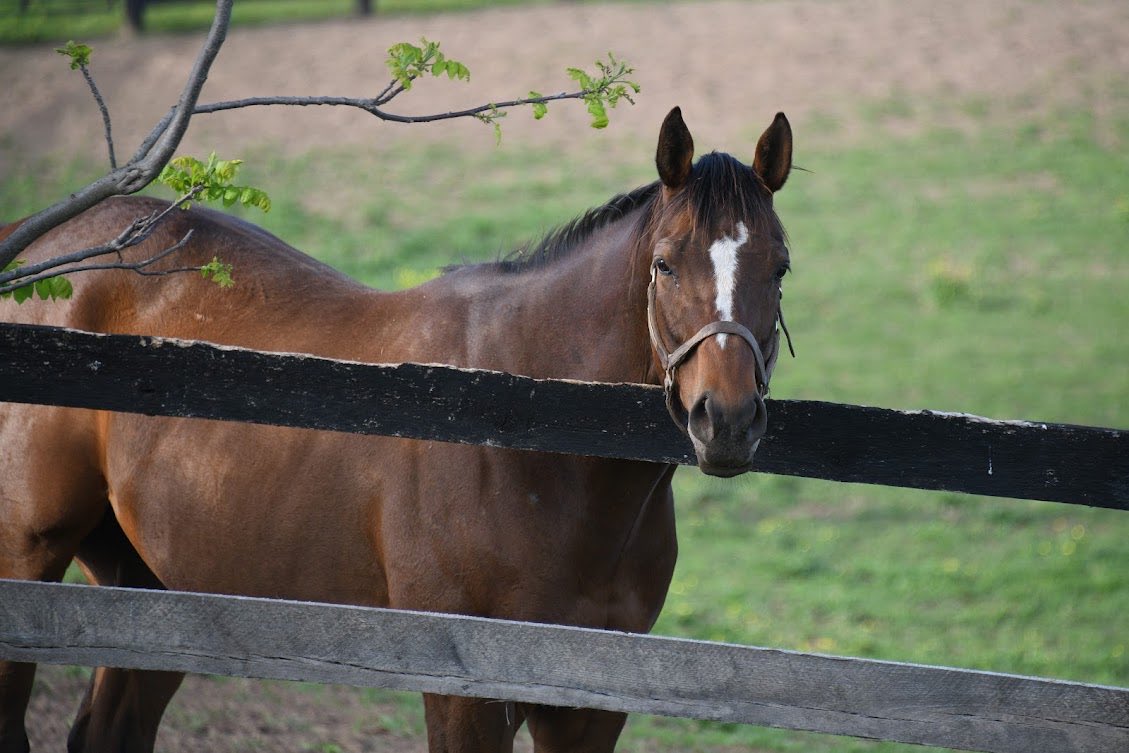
[55,40,92,70]
[586,98,609,129]
[566,67,591,89]
[385,41,423,88]
[385,38,470,86]
[561,54,639,130]
[200,256,235,288]
[18,275,74,302]
[50,276,74,299]
[155,153,269,213]
[529,91,548,120]
[0,261,33,304]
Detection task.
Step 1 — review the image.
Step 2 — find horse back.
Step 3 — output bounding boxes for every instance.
[2,196,381,359]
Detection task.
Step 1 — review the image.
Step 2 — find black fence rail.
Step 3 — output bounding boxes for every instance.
[2,322,1126,509]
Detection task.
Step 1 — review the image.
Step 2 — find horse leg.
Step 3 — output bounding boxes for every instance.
[0,410,106,753]
[65,510,184,753]
[0,529,92,753]
[525,706,627,753]
[0,543,73,753]
[423,693,520,753]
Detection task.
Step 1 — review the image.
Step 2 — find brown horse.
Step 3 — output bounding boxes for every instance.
[0,107,792,753]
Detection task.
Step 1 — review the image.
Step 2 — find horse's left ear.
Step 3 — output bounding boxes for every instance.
[753,112,792,193]
[656,106,695,190]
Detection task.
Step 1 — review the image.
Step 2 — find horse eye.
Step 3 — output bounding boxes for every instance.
[774,263,790,281]
[655,258,673,275]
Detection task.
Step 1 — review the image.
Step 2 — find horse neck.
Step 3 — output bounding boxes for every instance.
[478,208,658,384]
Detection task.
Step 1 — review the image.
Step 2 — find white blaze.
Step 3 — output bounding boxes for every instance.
[708,222,748,348]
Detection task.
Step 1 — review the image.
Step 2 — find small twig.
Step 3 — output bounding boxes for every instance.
[0,231,195,296]
[141,185,206,231]
[0,187,203,290]
[0,224,142,287]
[372,79,403,106]
[79,63,116,169]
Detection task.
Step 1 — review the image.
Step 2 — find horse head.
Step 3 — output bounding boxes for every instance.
[645,107,793,477]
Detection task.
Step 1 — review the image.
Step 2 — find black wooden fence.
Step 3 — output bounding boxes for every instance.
[1,321,1127,753]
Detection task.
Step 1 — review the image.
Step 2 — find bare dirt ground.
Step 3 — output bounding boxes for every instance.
[3,0,1127,173]
[5,0,1128,750]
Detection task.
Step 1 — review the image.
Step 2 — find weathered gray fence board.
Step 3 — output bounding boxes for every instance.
[1,581,1125,753]
[2,323,1126,508]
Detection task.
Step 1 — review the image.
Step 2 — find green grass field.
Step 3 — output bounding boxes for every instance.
[0,0,547,44]
[3,5,1127,752]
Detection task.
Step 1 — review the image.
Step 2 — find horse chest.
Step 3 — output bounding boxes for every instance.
[380,446,677,630]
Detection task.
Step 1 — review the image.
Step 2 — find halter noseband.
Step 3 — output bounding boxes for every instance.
[646,263,792,432]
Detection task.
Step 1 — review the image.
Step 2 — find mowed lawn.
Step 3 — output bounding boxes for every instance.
[3,25,1127,753]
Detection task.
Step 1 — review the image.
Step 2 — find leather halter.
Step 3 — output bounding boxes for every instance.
[646,263,777,432]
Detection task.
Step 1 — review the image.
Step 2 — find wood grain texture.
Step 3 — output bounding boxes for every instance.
[1,322,1127,508]
[1,580,1126,753]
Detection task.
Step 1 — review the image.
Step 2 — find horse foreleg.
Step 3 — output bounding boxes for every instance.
[423,693,521,753]
[65,510,184,753]
[0,662,35,753]
[66,668,183,753]
[0,501,95,753]
[525,706,627,753]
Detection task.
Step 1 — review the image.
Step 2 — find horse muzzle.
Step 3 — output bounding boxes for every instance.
[650,316,772,476]
[686,388,767,476]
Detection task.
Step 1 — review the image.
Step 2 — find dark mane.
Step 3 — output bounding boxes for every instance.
[447,182,660,275]
[447,150,781,276]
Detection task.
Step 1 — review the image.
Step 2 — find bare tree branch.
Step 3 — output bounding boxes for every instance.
[191,87,596,124]
[0,0,234,272]
[131,107,177,166]
[0,231,196,296]
[78,64,116,169]
[373,78,404,106]
[0,188,204,293]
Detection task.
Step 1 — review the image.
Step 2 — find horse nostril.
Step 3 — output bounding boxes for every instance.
[688,392,715,443]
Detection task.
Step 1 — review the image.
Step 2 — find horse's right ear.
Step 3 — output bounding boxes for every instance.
[656,107,695,190]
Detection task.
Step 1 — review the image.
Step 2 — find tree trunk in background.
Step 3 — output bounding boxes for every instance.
[357,0,373,15]
[126,0,146,31]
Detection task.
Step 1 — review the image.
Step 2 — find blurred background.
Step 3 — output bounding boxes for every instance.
[3,1,1128,751]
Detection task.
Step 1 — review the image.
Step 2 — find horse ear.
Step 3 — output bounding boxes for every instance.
[656,107,695,189]
[753,112,792,193]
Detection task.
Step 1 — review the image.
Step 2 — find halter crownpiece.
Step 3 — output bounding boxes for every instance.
[646,263,790,433]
